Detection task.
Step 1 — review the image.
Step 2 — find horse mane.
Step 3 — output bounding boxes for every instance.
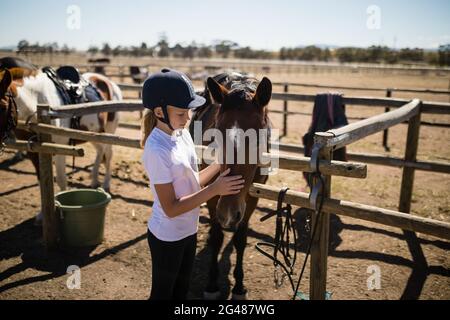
[189,71,272,140]
[213,71,270,126]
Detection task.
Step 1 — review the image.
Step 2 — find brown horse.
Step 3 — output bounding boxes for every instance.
[0,69,18,145]
[190,72,273,299]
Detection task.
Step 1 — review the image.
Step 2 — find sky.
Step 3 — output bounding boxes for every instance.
[1,0,449,51]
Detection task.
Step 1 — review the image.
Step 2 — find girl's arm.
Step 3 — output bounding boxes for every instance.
[155,168,244,218]
[198,161,220,187]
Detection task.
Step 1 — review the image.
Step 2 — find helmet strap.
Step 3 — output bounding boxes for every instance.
[158,105,174,131]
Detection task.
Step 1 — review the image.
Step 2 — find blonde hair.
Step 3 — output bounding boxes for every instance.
[140,109,158,147]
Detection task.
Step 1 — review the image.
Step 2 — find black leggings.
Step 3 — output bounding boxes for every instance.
[147,229,197,300]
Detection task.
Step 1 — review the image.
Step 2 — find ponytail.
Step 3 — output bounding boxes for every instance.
[140,109,158,148]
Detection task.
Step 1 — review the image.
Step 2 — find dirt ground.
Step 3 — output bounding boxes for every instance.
[0,57,449,300]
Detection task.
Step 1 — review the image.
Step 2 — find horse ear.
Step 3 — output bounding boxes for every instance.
[207,77,228,104]
[254,77,272,108]
[0,69,12,95]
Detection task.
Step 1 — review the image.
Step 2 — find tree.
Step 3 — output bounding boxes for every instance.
[298,46,322,61]
[182,45,195,60]
[157,39,170,57]
[112,45,123,56]
[336,47,355,63]
[140,42,149,56]
[198,45,212,58]
[61,44,70,55]
[367,46,386,63]
[384,50,398,64]
[438,44,450,66]
[17,40,29,53]
[214,40,238,58]
[87,46,99,55]
[279,47,287,60]
[398,48,424,62]
[101,43,112,56]
[172,43,184,58]
[322,48,331,61]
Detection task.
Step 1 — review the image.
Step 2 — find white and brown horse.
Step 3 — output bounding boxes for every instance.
[0,59,122,222]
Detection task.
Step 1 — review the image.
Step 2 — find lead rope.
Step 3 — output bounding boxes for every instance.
[255,187,298,292]
[255,143,327,300]
[292,175,325,299]
[292,142,327,300]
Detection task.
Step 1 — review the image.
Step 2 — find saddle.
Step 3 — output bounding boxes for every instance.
[42,66,104,135]
[57,65,81,84]
[44,66,92,105]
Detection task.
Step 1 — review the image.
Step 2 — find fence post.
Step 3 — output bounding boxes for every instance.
[37,104,59,250]
[399,101,422,213]
[283,83,289,137]
[382,89,392,151]
[309,132,333,300]
[397,101,427,299]
[119,65,124,83]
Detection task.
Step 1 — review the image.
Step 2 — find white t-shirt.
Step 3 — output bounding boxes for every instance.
[142,127,201,241]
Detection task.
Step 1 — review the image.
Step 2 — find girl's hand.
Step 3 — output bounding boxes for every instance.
[210,168,245,196]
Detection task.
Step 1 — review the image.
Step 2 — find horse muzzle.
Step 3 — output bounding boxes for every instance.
[216,198,246,230]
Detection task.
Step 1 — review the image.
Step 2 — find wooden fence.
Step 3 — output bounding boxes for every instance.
[115,81,450,150]
[4,93,450,300]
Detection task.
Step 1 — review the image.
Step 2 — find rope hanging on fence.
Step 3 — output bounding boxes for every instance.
[255,143,327,300]
[292,172,325,300]
[255,187,298,291]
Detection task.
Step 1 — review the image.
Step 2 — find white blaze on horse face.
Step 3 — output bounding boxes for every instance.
[225,121,240,165]
[228,121,241,149]
[226,122,258,165]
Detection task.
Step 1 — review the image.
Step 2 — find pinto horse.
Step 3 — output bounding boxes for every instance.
[189,72,273,299]
[0,57,122,222]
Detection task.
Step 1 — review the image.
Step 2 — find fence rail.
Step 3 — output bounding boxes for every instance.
[249,183,450,241]
[16,120,367,179]
[116,82,450,116]
[5,93,448,300]
[315,99,421,150]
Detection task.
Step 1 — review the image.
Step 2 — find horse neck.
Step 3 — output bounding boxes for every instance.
[16,72,62,120]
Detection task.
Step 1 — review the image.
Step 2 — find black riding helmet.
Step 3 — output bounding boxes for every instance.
[142,68,206,130]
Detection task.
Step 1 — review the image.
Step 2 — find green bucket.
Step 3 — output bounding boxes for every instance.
[55,188,111,247]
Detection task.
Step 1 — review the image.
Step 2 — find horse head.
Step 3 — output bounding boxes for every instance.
[206,73,272,230]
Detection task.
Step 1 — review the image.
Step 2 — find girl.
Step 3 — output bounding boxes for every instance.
[140,68,244,300]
